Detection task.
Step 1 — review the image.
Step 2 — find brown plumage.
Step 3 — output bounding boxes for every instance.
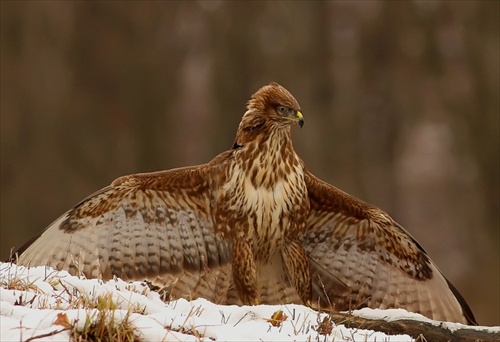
[13,82,477,325]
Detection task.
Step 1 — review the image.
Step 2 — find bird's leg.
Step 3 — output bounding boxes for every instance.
[232,239,259,305]
[281,239,312,306]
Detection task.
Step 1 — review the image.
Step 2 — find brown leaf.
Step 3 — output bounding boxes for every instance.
[266,310,288,327]
[316,315,333,336]
[53,313,72,328]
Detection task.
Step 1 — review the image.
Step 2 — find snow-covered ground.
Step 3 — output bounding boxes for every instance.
[0,263,495,341]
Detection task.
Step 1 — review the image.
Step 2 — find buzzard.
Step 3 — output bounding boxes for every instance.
[13,82,476,325]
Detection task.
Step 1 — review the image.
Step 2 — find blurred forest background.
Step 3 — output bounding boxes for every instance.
[1,1,498,325]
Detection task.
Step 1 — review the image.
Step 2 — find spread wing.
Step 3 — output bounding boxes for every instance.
[302,170,477,325]
[15,152,238,303]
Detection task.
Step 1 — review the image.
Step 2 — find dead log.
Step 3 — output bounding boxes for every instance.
[328,312,499,342]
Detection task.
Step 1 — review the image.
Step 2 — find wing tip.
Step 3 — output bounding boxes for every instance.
[6,232,43,263]
[446,277,478,325]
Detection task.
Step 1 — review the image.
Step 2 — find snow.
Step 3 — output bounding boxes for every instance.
[3,261,485,342]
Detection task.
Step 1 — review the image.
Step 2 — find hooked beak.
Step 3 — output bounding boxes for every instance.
[297,111,304,128]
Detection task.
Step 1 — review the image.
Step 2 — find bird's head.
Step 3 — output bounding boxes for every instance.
[246,82,304,129]
[234,83,304,149]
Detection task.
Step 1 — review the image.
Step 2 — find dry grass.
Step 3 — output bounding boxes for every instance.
[70,293,140,342]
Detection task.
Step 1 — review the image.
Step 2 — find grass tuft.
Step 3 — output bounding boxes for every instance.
[70,293,141,342]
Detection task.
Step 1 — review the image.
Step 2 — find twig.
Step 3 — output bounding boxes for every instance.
[24,328,70,342]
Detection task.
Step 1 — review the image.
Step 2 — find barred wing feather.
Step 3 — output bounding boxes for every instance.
[302,170,476,325]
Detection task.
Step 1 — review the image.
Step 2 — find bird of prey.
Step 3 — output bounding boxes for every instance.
[13,82,476,325]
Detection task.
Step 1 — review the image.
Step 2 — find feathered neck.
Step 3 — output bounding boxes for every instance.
[233,110,292,149]
[232,112,298,189]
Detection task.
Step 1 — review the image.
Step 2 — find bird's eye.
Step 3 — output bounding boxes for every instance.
[277,106,290,115]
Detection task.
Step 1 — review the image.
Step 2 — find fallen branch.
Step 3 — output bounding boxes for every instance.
[329,312,499,342]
